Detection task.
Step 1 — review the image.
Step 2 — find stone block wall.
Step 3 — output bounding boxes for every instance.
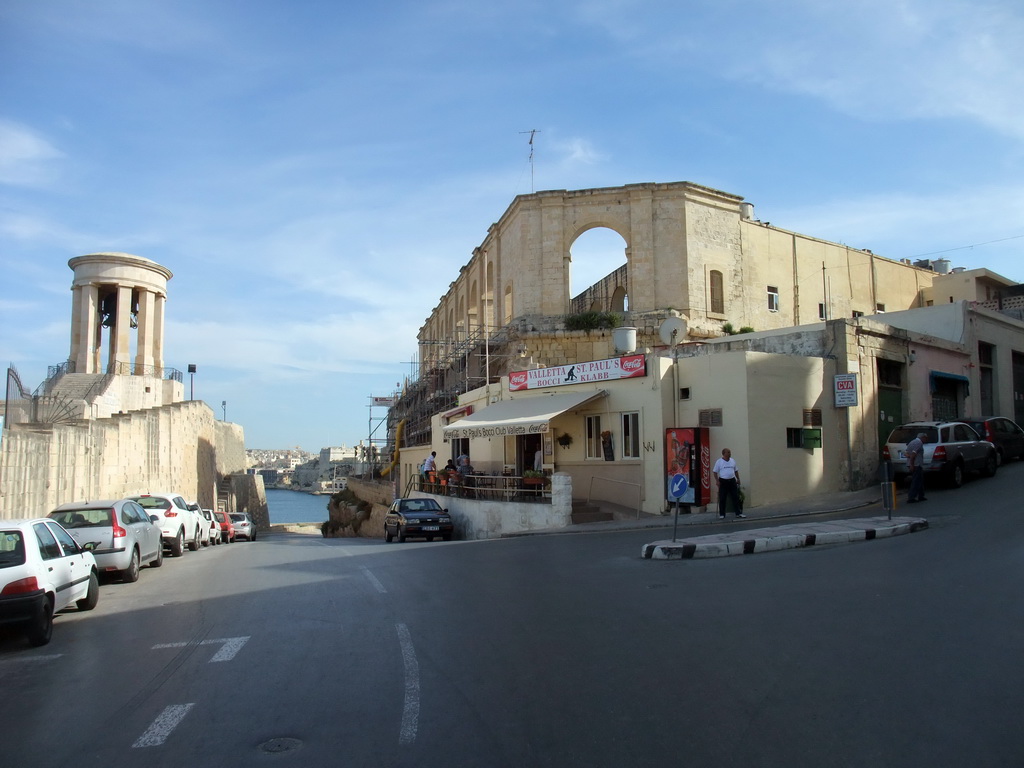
[0,400,247,519]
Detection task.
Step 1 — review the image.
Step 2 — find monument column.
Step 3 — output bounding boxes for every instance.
[70,283,100,374]
[110,284,133,373]
[68,252,173,378]
[134,288,156,375]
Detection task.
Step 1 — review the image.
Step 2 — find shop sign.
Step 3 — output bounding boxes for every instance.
[509,354,646,391]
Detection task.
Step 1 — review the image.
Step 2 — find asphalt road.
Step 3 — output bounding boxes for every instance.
[2,463,1023,767]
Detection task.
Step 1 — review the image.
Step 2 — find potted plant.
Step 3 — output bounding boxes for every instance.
[522,469,550,486]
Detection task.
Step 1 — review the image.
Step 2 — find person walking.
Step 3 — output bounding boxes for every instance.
[713,448,745,519]
[905,432,928,503]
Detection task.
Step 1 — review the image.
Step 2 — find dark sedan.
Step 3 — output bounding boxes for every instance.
[384,498,454,543]
[963,416,1024,466]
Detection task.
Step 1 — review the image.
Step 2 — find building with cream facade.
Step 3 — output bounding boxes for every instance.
[388,182,1024,531]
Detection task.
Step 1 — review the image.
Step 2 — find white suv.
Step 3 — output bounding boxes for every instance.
[127,493,204,556]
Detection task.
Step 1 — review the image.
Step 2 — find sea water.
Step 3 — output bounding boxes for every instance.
[265,488,332,524]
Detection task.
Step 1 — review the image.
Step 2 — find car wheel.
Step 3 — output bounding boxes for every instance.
[398,526,406,543]
[77,572,99,611]
[995,448,1004,467]
[26,597,54,647]
[949,462,965,488]
[151,543,164,568]
[171,529,185,557]
[251,532,256,542]
[982,452,998,478]
[122,549,141,583]
[385,525,393,543]
[187,527,201,552]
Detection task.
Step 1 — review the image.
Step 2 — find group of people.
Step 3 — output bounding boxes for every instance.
[422,451,473,489]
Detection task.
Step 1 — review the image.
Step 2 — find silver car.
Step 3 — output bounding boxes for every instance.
[229,512,256,541]
[882,420,998,488]
[49,499,163,582]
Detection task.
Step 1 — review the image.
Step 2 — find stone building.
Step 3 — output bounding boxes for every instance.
[388,182,1024,529]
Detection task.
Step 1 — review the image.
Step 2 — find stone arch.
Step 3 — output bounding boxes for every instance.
[468,280,479,333]
[503,284,513,325]
[610,285,627,312]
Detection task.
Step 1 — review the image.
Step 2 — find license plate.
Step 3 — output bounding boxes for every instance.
[422,525,440,531]
[897,451,906,459]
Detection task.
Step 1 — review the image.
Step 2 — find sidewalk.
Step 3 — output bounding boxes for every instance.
[511,486,929,559]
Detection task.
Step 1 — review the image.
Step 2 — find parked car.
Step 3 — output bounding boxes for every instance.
[126,493,204,556]
[201,509,221,545]
[188,503,214,547]
[230,513,256,541]
[882,420,998,488]
[0,518,99,646]
[384,498,454,543]
[962,417,1024,466]
[48,499,163,582]
[214,511,235,543]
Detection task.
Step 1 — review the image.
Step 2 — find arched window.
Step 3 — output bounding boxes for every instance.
[709,270,724,315]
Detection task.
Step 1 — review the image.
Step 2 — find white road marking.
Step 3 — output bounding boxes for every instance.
[151,636,250,662]
[133,703,194,748]
[360,565,387,593]
[397,623,420,745]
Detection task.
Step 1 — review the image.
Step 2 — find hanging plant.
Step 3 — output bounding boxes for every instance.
[557,433,573,448]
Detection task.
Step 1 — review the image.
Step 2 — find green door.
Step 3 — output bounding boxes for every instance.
[878,386,903,453]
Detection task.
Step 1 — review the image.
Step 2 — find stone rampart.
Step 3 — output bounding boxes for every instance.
[0,400,247,519]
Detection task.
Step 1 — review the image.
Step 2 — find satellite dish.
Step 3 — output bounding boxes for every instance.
[658,316,687,346]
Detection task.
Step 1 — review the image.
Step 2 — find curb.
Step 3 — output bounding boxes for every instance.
[642,516,928,560]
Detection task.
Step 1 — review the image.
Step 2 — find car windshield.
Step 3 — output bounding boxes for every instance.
[49,508,113,528]
[132,496,172,510]
[401,500,442,513]
[888,427,938,444]
[0,531,26,568]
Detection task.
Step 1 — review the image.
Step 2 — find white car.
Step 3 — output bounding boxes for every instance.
[200,509,221,545]
[188,503,215,547]
[126,493,204,556]
[0,518,100,646]
[49,499,163,582]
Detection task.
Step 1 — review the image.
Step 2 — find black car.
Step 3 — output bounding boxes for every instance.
[963,417,1024,466]
[384,498,454,543]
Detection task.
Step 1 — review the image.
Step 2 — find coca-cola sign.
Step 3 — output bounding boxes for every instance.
[509,355,647,391]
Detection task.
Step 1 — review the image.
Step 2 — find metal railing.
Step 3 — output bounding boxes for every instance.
[416,472,551,503]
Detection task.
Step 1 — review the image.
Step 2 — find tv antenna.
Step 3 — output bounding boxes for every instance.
[519,129,541,192]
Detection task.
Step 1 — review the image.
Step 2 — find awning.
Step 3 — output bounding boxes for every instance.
[930,370,970,394]
[442,390,607,439]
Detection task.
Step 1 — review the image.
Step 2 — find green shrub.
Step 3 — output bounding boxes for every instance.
[564,311,622,331]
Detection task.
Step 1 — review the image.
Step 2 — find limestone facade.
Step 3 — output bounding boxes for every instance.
[417,181,939,365]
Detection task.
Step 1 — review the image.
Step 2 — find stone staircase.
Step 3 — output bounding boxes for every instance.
[571,499,614,524]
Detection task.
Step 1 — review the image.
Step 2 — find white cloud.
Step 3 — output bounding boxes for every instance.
[0,120,64,187]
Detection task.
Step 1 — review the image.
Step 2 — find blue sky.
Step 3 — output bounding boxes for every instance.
[2,0,1023,452]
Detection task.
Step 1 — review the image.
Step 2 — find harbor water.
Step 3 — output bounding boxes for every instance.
[265,488,332,524]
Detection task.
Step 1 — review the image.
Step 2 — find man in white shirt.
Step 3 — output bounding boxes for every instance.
[712,448,745,519]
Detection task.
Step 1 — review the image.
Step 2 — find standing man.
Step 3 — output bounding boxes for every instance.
[422,451,437,487]
[905,432,928,503]
[713,448,745,519]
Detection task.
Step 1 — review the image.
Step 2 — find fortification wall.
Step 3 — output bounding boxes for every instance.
[0,401,248,519]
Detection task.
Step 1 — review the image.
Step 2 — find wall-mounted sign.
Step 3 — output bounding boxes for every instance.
[833,374,858,407]
[509,354,646,391]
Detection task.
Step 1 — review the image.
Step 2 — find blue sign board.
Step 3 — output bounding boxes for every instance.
[667,473,688,501]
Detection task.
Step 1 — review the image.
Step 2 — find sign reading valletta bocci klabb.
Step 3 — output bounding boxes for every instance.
[509,354,647,391]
